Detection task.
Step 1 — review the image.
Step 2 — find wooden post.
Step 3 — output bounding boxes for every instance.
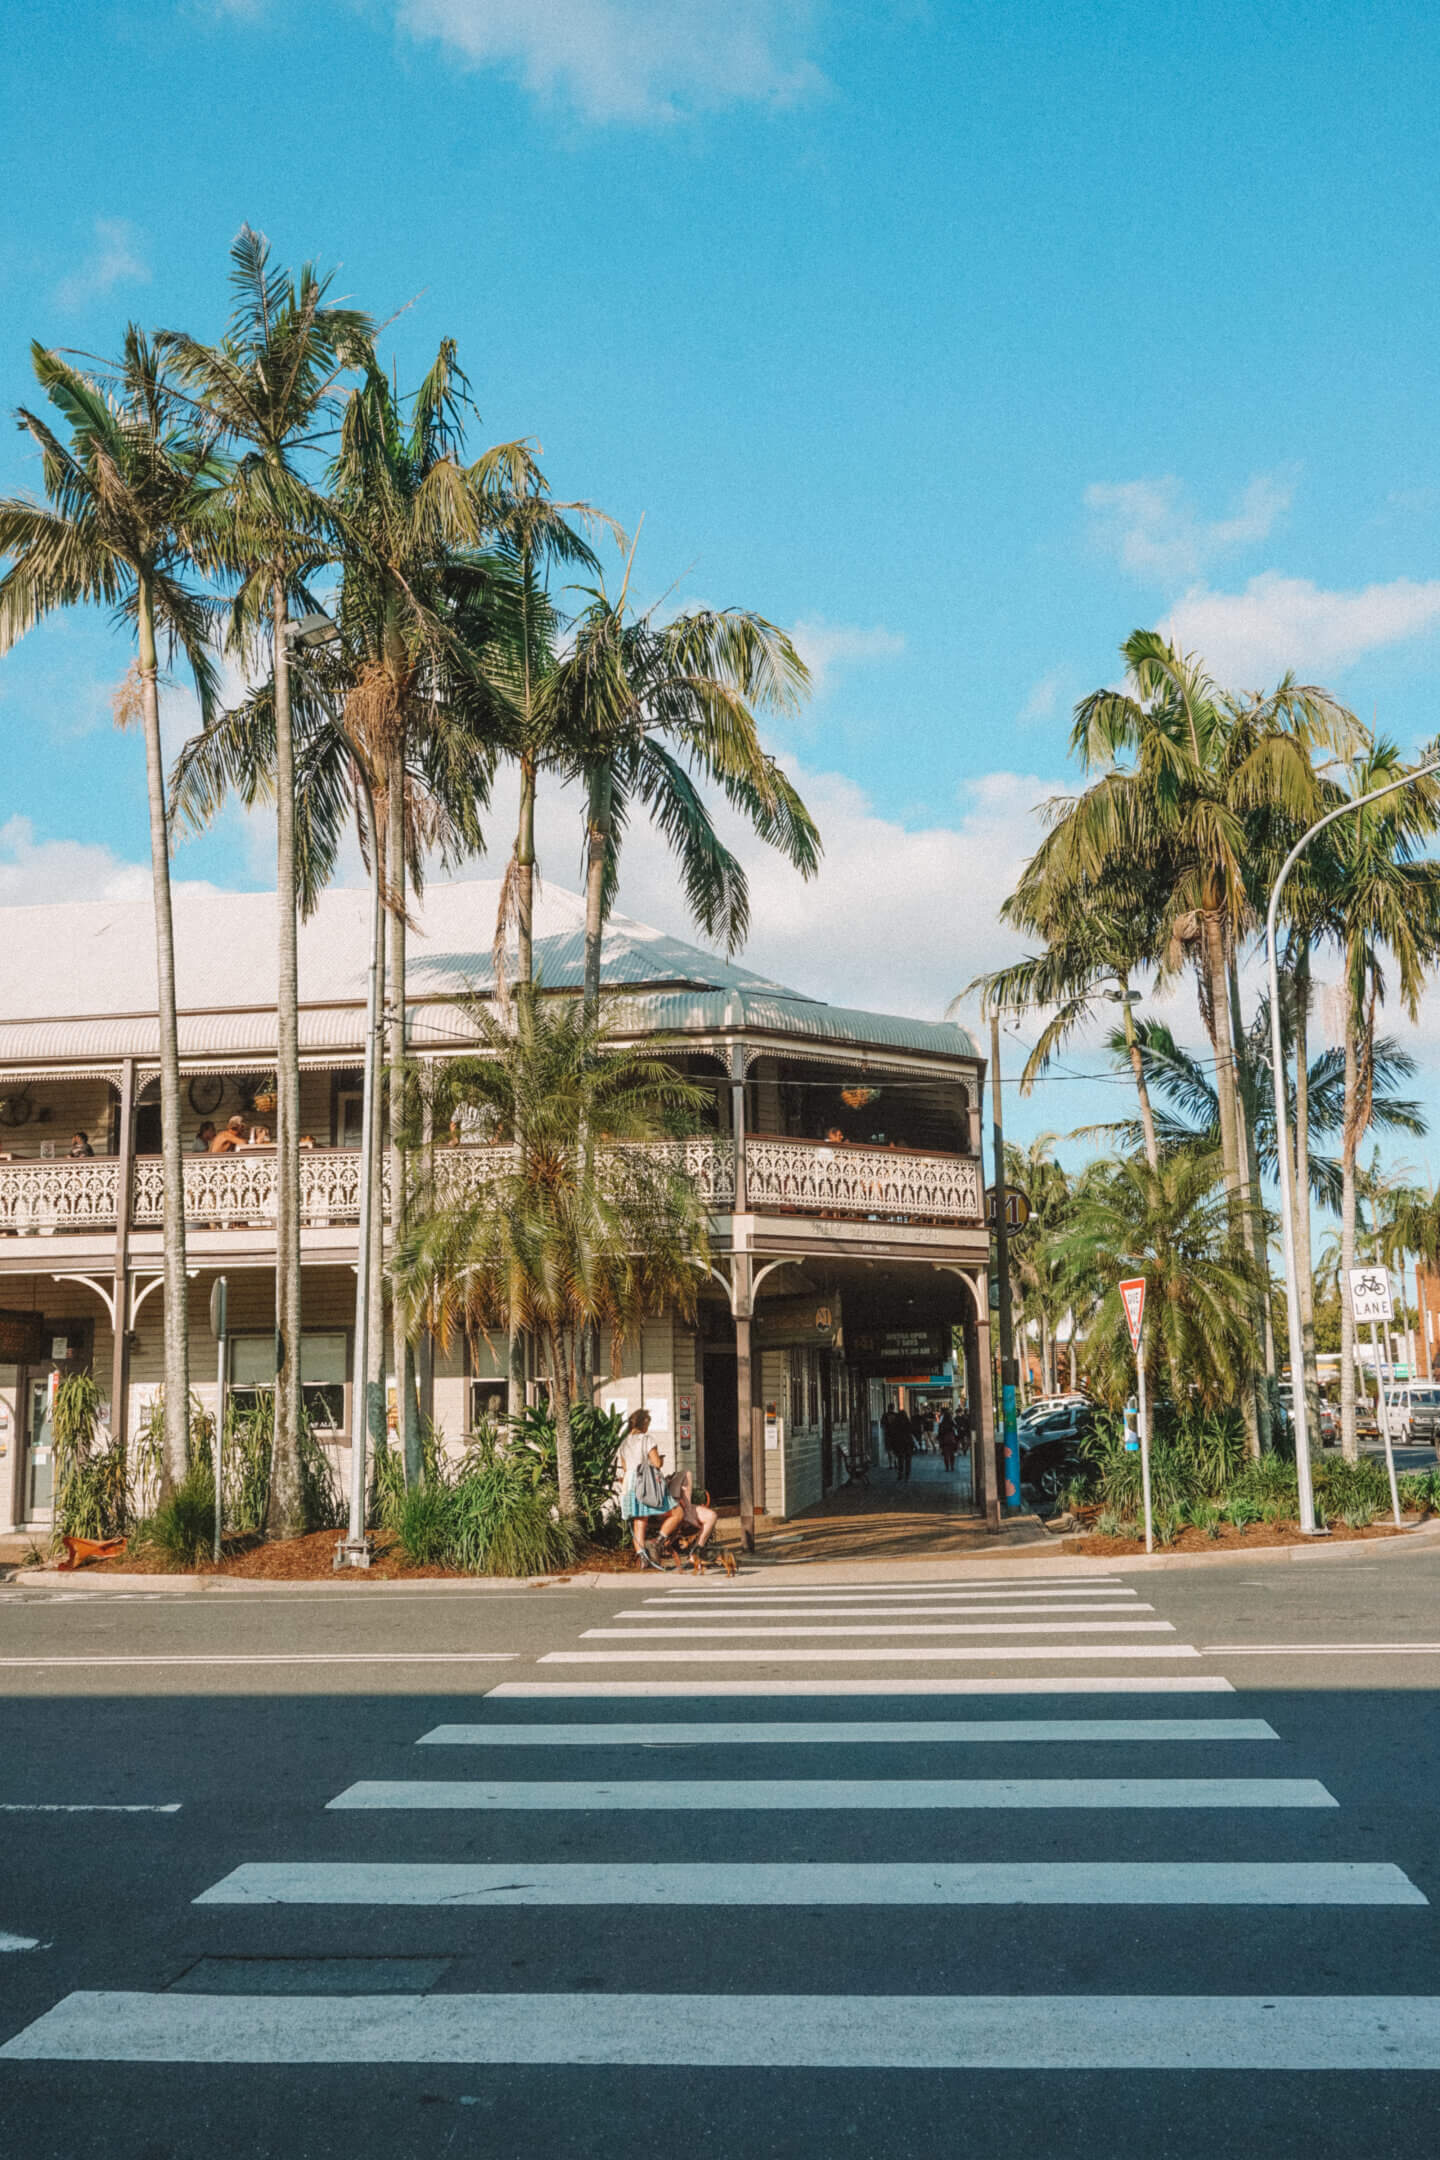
[110,1057,136,1451]
[971,1284,1001,1533]
[734,1254,755,1553]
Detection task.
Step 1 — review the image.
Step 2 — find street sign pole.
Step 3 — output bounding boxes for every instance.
[208,1276,227,1565]
[1119,1277,1152,1554]
[989,1012,1021,1512]
[1370,1320,1403,1528]
[1349,1268,1402,1529]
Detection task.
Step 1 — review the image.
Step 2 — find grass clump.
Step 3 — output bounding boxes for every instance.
[140,1468,216,1566]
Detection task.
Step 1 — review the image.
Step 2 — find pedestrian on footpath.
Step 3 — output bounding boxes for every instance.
[936,1407,959,1472]
[882,1402,914,1483]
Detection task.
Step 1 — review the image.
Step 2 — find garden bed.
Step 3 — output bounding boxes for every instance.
[1059,1515,1425,1557]
[67,1527,646,1581]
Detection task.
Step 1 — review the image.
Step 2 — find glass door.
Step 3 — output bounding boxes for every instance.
[26,1375,54,1516]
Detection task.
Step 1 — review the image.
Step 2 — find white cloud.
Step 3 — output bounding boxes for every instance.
[52,219,150,312]
[396,0,825,122]
[0,816,226,909]
[787,616,904,695]
[1164,572,1440,689]
[1018,669,1063,727]
[434,756,1052,1027]
[1086,471,1294,582]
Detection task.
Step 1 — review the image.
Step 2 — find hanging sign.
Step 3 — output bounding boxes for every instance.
[985,1185,1031,1230]
[1347,1268,1394,1324]
[1119,1277,1146,1355]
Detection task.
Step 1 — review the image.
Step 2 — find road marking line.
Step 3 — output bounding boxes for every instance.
[195,1860,1416,1907]
[543,1645,1203,1663]
[0,1655,516,1669]
[580,1622,1176,1640]
[649,1576,1125,1593]
[619,1603,1154,1619]
[1203,1644,1440,1655]
[0,1931,41,1950]
[0,1803,181,1813]
[490,1677,1237,1696]
[8,1992,1435,2066]
[644,1587,1138,1604]
[417,1717,1277,1747]
[326,1777,1334,1811]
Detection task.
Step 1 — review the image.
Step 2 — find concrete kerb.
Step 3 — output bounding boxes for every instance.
[6,1516,1438,1592]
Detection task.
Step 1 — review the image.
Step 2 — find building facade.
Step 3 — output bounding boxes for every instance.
[0,881,995,1536]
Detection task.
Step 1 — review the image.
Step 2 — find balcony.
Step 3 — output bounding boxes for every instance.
[0,1133,982,1248]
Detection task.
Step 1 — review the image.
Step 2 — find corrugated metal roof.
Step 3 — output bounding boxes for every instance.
[0,879,978,1068]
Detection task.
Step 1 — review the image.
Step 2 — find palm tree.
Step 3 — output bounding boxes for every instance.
[0,334,224,1486]
[393,998,710,1515]
[968,875,1168,1169]
[1309,745,1440,1457]
[1002,1135,1073,1393]
[1055,1151,1264,1413]
[541,575,819,1014]
[1032,632,1357,1449]
[161,227,373,1534]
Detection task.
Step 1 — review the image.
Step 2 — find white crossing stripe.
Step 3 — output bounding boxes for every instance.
[8,1991,1438,2066]
[417,1717,1277,1747]
[651,1576,1124,1593]
[0,1803,181,1814]
[195,1860,1421,1907]
[491,1677,1237,1696]
[0,1655,515,1670]
[645,1587,1140,1604]
[619,1603,1154,1619]
[543,1645,1202,1664]
[0,1931,41,1951]
[1204,1643,1440,1656]
[580,1622,1176,1640]
[326,1777,1335,1811]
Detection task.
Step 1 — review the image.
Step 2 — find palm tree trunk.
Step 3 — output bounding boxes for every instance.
[547,1326,578,1518]
[582,763,611,1017]
[136,578,190,1488]
[1121,991,1160,1171]
[1340,1010,1360,1462]
[516,754,536,1005]
[268,577,305,1537]
[386,745,421,1486]
[1229,953,1275,1454]
[1292,944,1322,1445]
[1201,911,1259,1456]
[366,927,387,1481]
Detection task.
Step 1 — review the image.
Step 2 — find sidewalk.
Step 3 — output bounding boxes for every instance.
[753,1446,1050,1567]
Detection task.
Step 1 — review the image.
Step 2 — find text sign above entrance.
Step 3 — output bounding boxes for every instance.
[852,1326,948,1372]
[0,1309,46,1363]
[753,1296,841,1350]
[1348,1268,1394,1324]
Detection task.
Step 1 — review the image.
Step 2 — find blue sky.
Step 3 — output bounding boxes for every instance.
[4,1,1440,1165]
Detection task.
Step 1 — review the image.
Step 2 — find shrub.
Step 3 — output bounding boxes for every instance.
[141,1468,217,1566]
[1094,1508,1129,1538]
[1184,1498,1223,1539]
[507,1401,628,1534]
[448,1445,576,1576]
[1399,1468,1440,1515]
[52,1370,129,1544]
[1152,1508,1183,1547]
[219,1394,343,1535]
[1314,1456,1390,1518]
[1169,1411,1249,1498]
[393,1480,456,1568]
[1224,1493,1263,1529]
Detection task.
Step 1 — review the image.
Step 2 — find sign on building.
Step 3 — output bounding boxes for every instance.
[0,1309,46,1363]
[753,1296,842,1349]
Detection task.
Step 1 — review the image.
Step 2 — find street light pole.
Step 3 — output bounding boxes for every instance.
[1266,756,1440,1538]
[989,1009,1020,1511]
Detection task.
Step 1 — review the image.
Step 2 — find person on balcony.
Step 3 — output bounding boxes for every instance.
[192,1122,216,1152]
[68,1131,94,1158]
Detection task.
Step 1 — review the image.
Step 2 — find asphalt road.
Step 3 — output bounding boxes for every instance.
[0,1546,1438,2159]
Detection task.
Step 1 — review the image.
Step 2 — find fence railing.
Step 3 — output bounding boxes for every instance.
[0,1133,978,1236]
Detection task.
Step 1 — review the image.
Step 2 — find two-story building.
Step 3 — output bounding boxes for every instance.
[0,881,996,1538]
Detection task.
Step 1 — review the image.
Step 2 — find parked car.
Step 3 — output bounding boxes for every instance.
[1018,1403,1096,1500]
[1380,1382,1440,1447]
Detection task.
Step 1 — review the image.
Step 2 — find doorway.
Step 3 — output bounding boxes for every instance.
[702,1349,739,1502]
[25,1375,54,1515]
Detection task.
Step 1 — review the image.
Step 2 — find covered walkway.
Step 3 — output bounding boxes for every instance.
[755,1445,1047,1566]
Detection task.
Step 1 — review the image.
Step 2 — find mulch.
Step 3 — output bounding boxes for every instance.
[68,1527,662,1581]
[1061,1516,1426,1557]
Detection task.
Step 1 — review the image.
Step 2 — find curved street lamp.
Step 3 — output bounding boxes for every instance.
[1266,757,1440,1535]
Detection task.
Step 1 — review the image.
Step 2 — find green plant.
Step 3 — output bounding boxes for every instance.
[508,1401,628,1535]
[1094,1508,1128,1537]
[1169,1410,1249,1498]
[393,1481,457,1568]
[51,1370,129,1544]
[1184,1498,1223,1539]
[1224,1493,1263,1528]
[1399,1467,1440,1515]
[1152,1507,1183,1547]
[141,1467,216,1566]
[1338,1502,1376,1530]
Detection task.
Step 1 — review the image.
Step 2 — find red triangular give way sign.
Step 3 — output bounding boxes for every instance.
[1119,1277,1146,1354]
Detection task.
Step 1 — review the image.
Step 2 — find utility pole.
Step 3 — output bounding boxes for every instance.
[989,1011,1020,1511]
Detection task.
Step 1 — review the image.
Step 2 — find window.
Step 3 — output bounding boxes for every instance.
[229,1331,347,1431]
[806,1351,820,1431]
[788,1357,804,1431]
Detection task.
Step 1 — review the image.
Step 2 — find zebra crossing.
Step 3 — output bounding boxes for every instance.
[2,1567,1438,2077]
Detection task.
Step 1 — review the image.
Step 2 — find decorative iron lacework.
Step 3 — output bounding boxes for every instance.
[744,1136,983,1222]
[0,1158,121,1230]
